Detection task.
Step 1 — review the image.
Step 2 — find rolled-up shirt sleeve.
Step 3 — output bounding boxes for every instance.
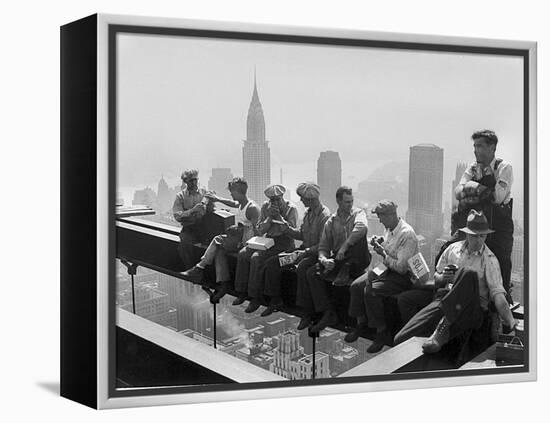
[485,255,507,300]
[384,233,418,274]
[256,203,271,235]
[494,163,513,205]
[172,195,193,223]
[318,220,332,258]
[455,167,474,199]
[304,212,331,254]
[285,206,299,228]
[435,246,451,273]
[346,210,368,246]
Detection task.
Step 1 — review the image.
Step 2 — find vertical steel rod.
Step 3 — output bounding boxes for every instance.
[213,302,217,349]
[121,260,138,315]
[131,274,136,314]
[312,333,316,380]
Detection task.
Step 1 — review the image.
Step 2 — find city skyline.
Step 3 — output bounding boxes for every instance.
[117,33,524,221]
[116,266,380,379]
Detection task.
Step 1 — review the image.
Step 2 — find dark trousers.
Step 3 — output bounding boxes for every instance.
[396,288,435,325]
[348,270,373,318]
[263,253,317,299]
[298,258,362,313]
[298,239,370,314]
[290,256,319,308]
[394,269,485,345]
[486,230,513,298]
[235,237,294,297]
[177,228,201,269]
[364,270,413,330]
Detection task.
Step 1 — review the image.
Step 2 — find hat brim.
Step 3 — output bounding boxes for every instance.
[459,227,495,235]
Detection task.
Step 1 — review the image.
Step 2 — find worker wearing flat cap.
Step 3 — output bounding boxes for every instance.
[256,182,332,317]
[297,186,371,333]
[172,169,209,268]
[233,184,299,312]
[394,210,517,355]
[345,200,420,353]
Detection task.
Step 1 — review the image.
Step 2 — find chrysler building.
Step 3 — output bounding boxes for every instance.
[242,72,271,203]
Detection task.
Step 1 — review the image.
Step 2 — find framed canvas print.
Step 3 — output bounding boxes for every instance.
[60,13,537,409]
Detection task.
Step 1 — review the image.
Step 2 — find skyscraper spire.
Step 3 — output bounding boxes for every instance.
[247,68,265,142]
[243,70,271,203]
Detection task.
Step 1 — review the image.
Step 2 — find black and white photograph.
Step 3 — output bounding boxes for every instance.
[108,16,533,401]
[8,1,544,419]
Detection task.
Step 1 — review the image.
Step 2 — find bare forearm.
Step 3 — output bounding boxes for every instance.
[216,198,239,208]
[257,220,271,235]
[174,209,194,221]
[494,293,515,327]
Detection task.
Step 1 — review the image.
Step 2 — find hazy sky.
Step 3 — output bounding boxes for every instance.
[117,32,524,211]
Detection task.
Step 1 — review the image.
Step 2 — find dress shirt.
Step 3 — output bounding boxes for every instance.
[381,218,418,275]
[258,200,298,238]
[436,240,506,309]
[458,157,513,205]
[300,204,332,253]
[319,207,368,256]
[172,188,205,228]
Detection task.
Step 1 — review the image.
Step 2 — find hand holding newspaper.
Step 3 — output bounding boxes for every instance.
[407,252,432,287]
[278,250,305,266]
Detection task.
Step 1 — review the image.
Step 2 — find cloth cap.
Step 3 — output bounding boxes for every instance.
[264,184,286,198]
[459,209,495,235]
[296,182,320,199]
[371,200,398,215]
[181,169,199,181]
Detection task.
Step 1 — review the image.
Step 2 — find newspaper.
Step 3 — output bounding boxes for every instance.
[278,250,305,266]
[408,252,430,283]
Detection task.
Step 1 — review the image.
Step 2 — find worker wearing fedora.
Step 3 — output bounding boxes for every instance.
[393,210,517,354]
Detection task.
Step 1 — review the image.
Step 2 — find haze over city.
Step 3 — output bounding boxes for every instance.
[116,32,524,219]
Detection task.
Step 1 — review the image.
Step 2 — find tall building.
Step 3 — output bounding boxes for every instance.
[406,144,444,240]
[269,330,330,380]
[157,175,173,213]
[512,235,524,271]
[330,341,359,376]
[119,284,177,330]
[280,168,291,201]
[208,168,233,196]
[264,317,286,338]
[157,273,212,332]
[317,151,342,212]
[242,73,270,204]
[451,162,467,209]
[132,187,157,208]
[270,330,304,379]
[297,352,330,380]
